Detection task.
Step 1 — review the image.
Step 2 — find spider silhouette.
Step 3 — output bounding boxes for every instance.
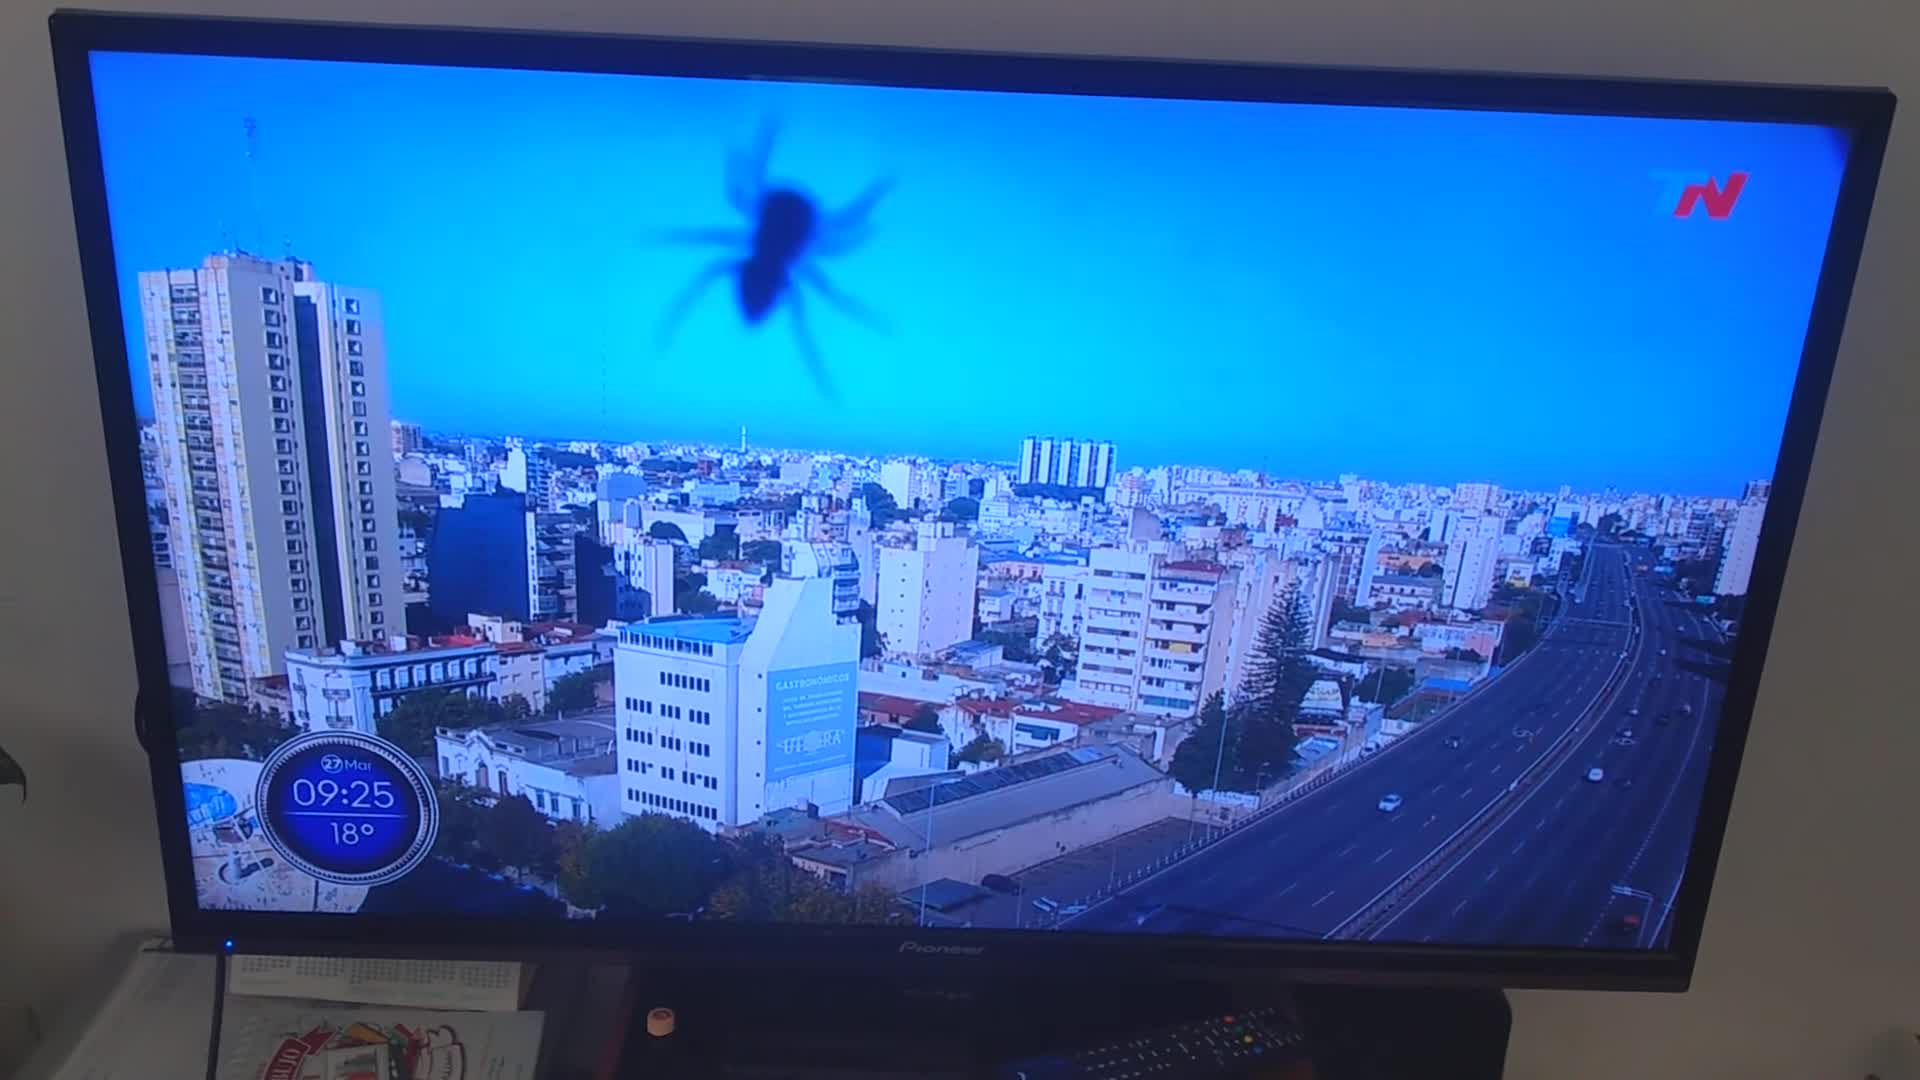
[653,123,889,398]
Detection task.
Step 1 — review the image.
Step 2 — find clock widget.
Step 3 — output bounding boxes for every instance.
[255,731,438,886]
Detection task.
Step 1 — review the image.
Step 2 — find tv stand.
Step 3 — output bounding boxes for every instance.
[613,966,1509,1078]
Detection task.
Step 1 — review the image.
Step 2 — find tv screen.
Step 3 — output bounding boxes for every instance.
[55,15,1889,984]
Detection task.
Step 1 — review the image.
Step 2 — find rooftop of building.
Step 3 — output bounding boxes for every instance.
[289,634,494,663]
[789,838,896,870]
[857,691,929,718]
[1160,559,1226,576]
[1013,699,1125,727]
[435,709,618,776]
[624,614,755,646]
[837,745,1164,850]
[1373,574,1440,589]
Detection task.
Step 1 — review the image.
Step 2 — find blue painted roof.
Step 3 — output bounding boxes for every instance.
[1421,677,1473,693]
[634,615,754,645]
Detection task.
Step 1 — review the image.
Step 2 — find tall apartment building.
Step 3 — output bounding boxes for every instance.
[1452,482,1502,514]
[527,510,582,622]
[876,522,980,657]
[1066,546,1238,719]
[1220,548,1336,700]
[1441,514,1505,612]
[140,253,399,703]
[502,446,556,512]
[1017,436,1116,491]
[614,562,860,832]
[1714,495,1768,596]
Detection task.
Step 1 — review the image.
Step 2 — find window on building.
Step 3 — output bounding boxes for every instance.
[362,518,377,534]
[353,421,368,437]
[347,339,364,356]
[261,286,281,304]
[368,593,382,608]
[282,520,301,535]
[354,441,370,458]
[278,459,296,476]
[265,331,285,348]
[362,537,378,553]
[367,574,381,589]
[345,319,362,335]
[279,480,298,496]
[357,460,372,476]
[269,374,288,392]
[535,791,547,811]
[267,352,287,370]
[350,381,366,398]
[358,481,373,495]
[272,418,293,434]
[297,634,314,648]
[365,556,379,571]
[295,615,312,631]
[285,539,304,555]
[343,297,360,314]
[280,499,299,515]
[349,361,365,378]
[352,401,367,417]
[359,499,375,515]
[370,611,385,626]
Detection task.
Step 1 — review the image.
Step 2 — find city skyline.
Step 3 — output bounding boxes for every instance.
[89,51,1849,495]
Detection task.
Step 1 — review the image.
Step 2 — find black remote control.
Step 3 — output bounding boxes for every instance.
[994,1005,1306,1078]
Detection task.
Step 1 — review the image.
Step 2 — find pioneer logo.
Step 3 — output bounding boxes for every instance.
[898,941,987,957]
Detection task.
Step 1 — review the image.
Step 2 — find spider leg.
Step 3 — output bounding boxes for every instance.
[655,257,740,351]
[784,285,837,400]
[726,120,778,215]
[825,178,892,231]
[795,263,889,333]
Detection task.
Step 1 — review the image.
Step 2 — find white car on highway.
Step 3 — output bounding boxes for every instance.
[1377,794,1404,812]
[1586,767,1606,783]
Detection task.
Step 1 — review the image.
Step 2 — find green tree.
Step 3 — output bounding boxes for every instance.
[1329,601,1374,629]
[1356,666,1415,706]
[547,668,604,714]
[860,482,898,526]
[1445,647,1487,663]
[698,529,740,562]
[856,601,887,659]
[381,689,504,759]
[905,704,945,735]
[487,794,553,881]
[1168,692,1257,793]
[942,496,980,522]
[1040,633,1079,682]
[707,834,903,925]
[430,781,501,871]
[741,539,785,567]
[648,520,688,543]
[678,588,720,615]
[172,689,295,762]
[1416,561,1445,578]
[560,813,732,914]
[1237,584,1318,773]
[1498,617,1539,663]
[1597,512,1624,536]
[954,734,1004,765]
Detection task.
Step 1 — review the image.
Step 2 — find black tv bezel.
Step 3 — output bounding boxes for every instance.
[48,9,1892,992]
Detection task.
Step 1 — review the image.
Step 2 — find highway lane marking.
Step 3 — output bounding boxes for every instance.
[1421,814,1437,829]
[1534,818,1548,831]
[1337,842,1358,858]
[1277,882,1300,897]
[1372,847,1396,864]
[1312,890,1337,908]
[1484,866,1499,882]
[1457,786,1475,800]
[1510,839,1527,855]
[1452,897,1471,917]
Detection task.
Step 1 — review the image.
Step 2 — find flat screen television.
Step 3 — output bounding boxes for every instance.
[50,11,1891,991]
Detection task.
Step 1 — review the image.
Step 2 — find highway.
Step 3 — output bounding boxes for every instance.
[1066,543,1681,946]
[1372,552,1726,948]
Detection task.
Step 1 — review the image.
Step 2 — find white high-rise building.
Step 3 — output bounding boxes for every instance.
[878,459,938,511]
[1065,547,1238,718]
[1453,482,1502,514]
[1714,496,1768,596]
[1035,557,1091,647]
[1220,549,1336,700]
[503,446,555,511]
[876,522,980,657]
[140,253,399,703]
[1441,514,1505,612]
[614,567,860,832]
[1017,436,1116,491]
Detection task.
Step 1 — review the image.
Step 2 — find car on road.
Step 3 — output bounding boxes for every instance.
[1058,903,1090,917]
[1658,647,1669,656]
[1617,727,1635,739]
[1377,794,1405,813]
[981,873,1020,895]
[1613,736,1637,747]
[1130,903,1166,926]
[1586,767,1606,783]
[1030,897,1059,914]
[1442,735,1463,749]
[1627,707,1640,717]
[1512,727,1533,739]
[1611,912,1644,936]
[1680,703,1695,717]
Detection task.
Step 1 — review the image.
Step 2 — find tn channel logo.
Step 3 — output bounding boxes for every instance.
[1651,170,1749,219]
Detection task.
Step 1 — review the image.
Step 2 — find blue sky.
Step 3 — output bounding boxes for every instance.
[90,52,1850,494]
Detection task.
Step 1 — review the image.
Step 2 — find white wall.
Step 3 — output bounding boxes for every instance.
[0,1,1916,1077]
